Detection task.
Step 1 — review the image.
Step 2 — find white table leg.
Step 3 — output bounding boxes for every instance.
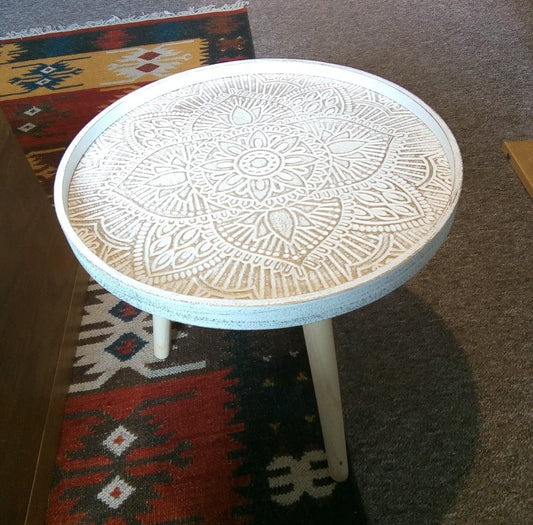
[303,318,348,482]
[153,315,171,359]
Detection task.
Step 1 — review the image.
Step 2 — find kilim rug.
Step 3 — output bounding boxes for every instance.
[0,3,254,199]
[0,6,367,524]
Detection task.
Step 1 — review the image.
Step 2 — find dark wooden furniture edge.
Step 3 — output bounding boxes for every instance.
[26,265,89,524]
[0,108,88,524]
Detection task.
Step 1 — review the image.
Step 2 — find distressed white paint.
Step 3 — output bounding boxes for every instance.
[55,59,462,330]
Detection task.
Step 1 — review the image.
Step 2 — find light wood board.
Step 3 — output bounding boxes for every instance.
[503,140,533,200]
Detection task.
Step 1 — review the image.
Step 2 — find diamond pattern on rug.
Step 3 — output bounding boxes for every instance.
[109,301,142,322]
[97,475,135,510]
[105,43,202,83]
[105,332,147,361]
[103,425,137,457]
[7,58,85,94]
[70,280,205,392]
[46,371,247,525]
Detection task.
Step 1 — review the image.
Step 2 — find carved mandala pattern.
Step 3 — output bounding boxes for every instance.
[68,71,454,301]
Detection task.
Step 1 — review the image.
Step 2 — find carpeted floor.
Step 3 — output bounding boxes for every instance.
[1,1,532,524]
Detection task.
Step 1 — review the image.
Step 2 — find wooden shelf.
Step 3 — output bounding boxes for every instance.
[503,140,533,200]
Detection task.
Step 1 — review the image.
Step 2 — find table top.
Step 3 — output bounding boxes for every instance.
[55,59,462,329]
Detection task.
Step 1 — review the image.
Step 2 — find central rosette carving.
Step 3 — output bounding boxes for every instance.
[237,149,282,177]
[201,129,320,203]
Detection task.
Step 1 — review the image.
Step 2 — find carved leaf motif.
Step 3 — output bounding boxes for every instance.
[255,217,269,238]
[131,116,180,147]
[250,130,268,148]
[284,153,316,166]
[352,206,374,219]
[231,106,255,125]
[272,135,298,153]
[352,187,424,224]
[356,191,382,204]
[384,190,411,203]
[305,101,322,113]
[218,141,243,156]
[275,170,306,188]
[295,212,313,227]
[151,251,174,272]
[147,172,187,187]
[391,205,416,215]
[204,158,235,171]
[373,207,400,220]
[216,173,242,192]
[267,209,296,242]
[174,247,196,265]
[148,235,172,257]
[328,140,365,154]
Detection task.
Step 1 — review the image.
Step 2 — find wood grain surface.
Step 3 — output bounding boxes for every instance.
[0,109,88,524]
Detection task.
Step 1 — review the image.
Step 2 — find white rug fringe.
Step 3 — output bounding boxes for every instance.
[1,1,248,40]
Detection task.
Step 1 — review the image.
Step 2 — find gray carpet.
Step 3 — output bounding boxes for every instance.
[2,1,532,524]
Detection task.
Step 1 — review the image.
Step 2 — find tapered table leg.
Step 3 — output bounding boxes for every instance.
[153,315,171,359]
[303,318,348,482]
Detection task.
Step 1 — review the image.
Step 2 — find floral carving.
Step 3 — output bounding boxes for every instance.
[202,130,317,202]
[68,71,453,300]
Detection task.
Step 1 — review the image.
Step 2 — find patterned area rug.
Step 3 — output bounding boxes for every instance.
[0,4,254,199]
[0,7,366,524]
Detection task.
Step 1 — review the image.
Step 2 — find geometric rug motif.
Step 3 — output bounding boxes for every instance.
[0,3,255,199]
[47,291,367,524]
[46,372,248,524]
[223,328,366,524]
[70,280,206,393]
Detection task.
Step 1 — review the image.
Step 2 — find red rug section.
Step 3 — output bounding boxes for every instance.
[47,370,248,524]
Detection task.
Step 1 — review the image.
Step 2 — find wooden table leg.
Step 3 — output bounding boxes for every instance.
[153,315,171,359]
[303,318,348,482]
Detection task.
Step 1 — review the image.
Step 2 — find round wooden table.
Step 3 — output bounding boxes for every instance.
[55,59,462,481]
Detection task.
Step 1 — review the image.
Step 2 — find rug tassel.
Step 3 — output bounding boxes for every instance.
[0,2,249,39]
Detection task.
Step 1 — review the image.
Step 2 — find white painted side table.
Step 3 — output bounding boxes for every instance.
[54,59,462,481]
